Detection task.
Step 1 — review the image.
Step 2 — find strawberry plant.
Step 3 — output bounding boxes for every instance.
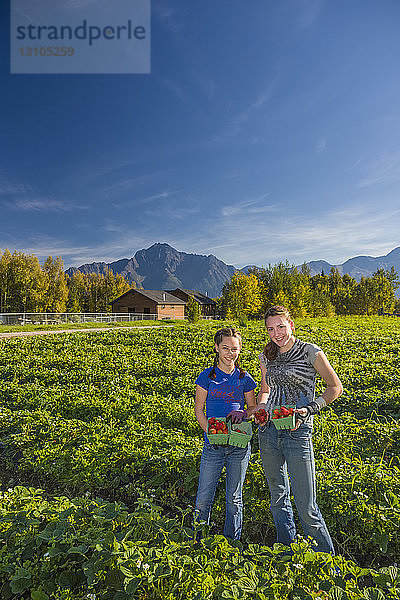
[0,316,399,576]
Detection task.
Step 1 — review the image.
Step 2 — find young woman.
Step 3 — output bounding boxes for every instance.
[194,327,257,540]
[255,306,343,553]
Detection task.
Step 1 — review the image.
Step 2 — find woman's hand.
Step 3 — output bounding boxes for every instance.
[291,407,308,430]
[253,405,269,425]
[226,409,247,423]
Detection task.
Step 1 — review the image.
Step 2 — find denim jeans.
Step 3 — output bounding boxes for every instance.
[258,422,334,554]
[194,439,251,540]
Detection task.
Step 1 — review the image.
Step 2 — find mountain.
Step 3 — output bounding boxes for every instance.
[66,243,400,298]
[65,243,237,297]
[303,247,400,280]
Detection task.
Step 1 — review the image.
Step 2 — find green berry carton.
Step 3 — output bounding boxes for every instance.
[271,405,296,430]
[207,417,230,444]
[229,421,253,447]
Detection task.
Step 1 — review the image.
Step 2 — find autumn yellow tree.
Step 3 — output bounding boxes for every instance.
[0,250,47,312]
[43,256,69,312]
[66,271,88,312]
[221,271,263,319]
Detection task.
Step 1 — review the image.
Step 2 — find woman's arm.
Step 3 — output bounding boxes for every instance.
[251,361,270,421]
[313,351,343,405]
[194,385,209,432]
[244,388,257,415]
[294,351,343,428]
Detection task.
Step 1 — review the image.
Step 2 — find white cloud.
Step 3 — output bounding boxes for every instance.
[0,170,34,196]
[161,78,187,102]
[0,233,150,267]
[215,83,277,142]
[6,198,87,212]
[170,199,400,268]
[0,182,33,195]
[221,194,275,218]
[358,150,400,188]
[316,137,326,153]
[296,0,323,30]
[152,1,186,33]
[277,0,323,32]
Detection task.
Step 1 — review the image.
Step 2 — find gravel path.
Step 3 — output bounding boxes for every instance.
[0,324,173,340]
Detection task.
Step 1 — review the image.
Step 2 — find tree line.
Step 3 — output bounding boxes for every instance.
[2,248,399,318]
[220,262,400,318]
[0,249,131,313]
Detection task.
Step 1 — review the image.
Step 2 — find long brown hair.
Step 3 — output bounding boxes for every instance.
[263,305,294,361]
[209,327,245,380]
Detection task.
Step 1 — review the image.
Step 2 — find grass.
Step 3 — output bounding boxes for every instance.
[0,319,185,334]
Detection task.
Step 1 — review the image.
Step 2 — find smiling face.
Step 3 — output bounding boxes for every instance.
[215,335,242,372]
[265,315,295,353]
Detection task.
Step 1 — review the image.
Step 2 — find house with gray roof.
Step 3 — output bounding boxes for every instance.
[111,289,185,319]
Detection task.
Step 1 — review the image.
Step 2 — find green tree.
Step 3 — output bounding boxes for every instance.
[186,295,200,322]
[308,287,335,317]
[0,250,47,312]
[102,269,131,312]
[43,256,68,312]
[66,271,88,312]
[0,249,13,312]
[221,271,263,319]
[369,268,397,314]
[249,262,311,317]
[309,272,334,316]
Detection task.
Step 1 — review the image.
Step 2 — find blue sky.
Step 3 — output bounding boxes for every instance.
[1,0,400,270]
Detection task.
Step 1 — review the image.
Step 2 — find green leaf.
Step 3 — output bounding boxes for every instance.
[48,545,64,557]
[67,544,88,555]
[291,587,314,600]
[236,576,259,592]
[328,586,347,600]
[125,577,143,594]
[371,533,389,553]
[12,567,31,581]
[11,576,31,595]
[362,589,386,600]
[31,590,49,600]
[387,565,399,583]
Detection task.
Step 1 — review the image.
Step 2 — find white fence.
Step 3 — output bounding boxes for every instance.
[0,312,169,326]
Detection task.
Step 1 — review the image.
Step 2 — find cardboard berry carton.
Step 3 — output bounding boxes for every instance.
[207,417,230,444]
[271,405,296,430]
[228,421,253,447]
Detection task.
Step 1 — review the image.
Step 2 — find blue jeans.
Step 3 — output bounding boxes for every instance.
[258,423,334,554]
[194,439,251,540]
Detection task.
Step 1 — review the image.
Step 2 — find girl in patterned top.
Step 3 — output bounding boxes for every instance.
[255,305,343,553]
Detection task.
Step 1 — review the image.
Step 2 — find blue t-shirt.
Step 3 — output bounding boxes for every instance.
[195,366,257,418]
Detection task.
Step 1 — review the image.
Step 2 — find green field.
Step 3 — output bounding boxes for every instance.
[0,319,178,334]
[0,318,399,599]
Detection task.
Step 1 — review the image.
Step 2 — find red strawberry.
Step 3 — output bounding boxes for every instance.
[255,408,267,423]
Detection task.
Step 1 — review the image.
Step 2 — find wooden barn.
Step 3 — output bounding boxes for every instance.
[110,289,186,319]
[166,288,217,318]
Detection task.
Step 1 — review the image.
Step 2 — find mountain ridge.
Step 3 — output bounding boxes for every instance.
[65,243,237,297]
[304,246,400,280]
[66,243,400,297]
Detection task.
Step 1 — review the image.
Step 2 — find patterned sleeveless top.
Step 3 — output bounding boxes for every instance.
[259,339,322,418]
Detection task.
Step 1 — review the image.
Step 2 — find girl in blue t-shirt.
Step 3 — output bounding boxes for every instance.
[194,327,257,540]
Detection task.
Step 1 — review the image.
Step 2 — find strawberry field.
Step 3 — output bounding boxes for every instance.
[0,318,399,599]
